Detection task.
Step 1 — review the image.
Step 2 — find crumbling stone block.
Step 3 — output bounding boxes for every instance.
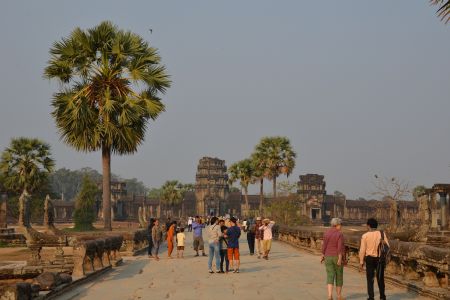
[34,272,62,290]
[422,271,440,288]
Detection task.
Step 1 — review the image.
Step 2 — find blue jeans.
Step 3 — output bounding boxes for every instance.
[208,242,220,270]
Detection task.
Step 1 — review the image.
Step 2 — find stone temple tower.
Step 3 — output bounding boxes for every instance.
[195,157,229,216]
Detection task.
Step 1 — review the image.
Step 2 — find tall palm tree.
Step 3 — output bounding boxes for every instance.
[253,136,297,199]
[228,159,254,217]
[251,152,266,214]
[0,137,54,226]
[44,21,171,230]
[160,180,183,218]
[431,0,450,23]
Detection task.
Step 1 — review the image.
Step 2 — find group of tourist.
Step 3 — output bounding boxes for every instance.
[146,215,276,274]
[146,218,186,260]
[322,217,389,300]
[147,214,388,300]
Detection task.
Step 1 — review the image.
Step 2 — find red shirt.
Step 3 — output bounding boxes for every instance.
[322,228,344,256]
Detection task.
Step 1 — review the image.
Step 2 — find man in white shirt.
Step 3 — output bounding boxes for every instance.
[259,218,275,260]
[359,218,389,300]
[188,217,193,232]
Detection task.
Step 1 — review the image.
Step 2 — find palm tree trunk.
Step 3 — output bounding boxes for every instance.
[102,146,112,231]
[244,186,249,217]
[18,189,25,227]
[273,176,277,199]
[259,178,264,214]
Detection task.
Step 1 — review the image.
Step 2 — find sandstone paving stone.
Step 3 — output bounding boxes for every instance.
[58,234,430,300]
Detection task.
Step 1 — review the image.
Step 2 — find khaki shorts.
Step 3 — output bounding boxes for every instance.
[193,236,204,251]
[262,239,272,252]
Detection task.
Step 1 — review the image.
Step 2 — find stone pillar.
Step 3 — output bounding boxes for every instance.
[0,193,7,228]
[439,192,448,230]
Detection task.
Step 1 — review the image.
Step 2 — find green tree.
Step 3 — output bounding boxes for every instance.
[229,186,240,193]
[44,21,171,230]
[123,178,148,195]
[49,168,84,201]
[252,136,297,199]
[182,183,195,193]
[412,185,427,201]
[277,180,297,196]
[333,190,346,198]
[0,138,54,225]
[148,187,162,198]
[74,175,99,231]
[160,180,183,217]
[431,0,450,23]
[229,159,254,216]
[264,196,309,226]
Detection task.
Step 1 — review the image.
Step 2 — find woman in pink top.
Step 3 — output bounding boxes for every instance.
[321,218,345,300]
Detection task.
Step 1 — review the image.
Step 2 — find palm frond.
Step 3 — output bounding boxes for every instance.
[430,0,450,23]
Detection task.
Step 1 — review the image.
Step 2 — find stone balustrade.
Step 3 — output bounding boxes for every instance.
[275,225,450,299]
[120,229,149,256]
[72,235,123,277]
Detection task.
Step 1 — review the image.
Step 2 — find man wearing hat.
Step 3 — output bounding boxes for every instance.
[259,218,275,260]
[254,217,264,259]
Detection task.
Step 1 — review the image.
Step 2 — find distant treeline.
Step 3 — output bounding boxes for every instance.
[49,167,149,201]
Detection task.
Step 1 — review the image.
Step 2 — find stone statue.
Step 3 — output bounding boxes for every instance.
[389,198,398,232]
[142,206,147,223]
[411,194,431,242]
[43,195,62,235]
[44,195,54,229]
[138,206,147,228]
[18,190,31,228]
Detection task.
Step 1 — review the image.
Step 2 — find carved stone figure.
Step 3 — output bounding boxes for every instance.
[18,190,31,228]
[44,195,54,228]
[411,194,431,242]
[138,207,146,228]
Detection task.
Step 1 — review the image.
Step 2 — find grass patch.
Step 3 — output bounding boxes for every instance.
[0,241,24,248]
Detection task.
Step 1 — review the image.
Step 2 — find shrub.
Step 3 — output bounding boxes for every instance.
[73,176,98,231]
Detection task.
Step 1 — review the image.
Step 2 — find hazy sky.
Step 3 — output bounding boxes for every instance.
[1,1,449,199]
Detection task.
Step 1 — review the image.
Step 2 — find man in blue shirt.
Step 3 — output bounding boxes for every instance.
[192,216,206,257]
[225,217,241,273]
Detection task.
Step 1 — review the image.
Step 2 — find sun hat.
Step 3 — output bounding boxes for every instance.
[256,217,262,221]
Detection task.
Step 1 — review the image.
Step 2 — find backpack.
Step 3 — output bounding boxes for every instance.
[377,230,391,265]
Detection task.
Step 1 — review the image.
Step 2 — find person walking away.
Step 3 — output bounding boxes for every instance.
[321,218,345,300]
[152,219,163,261]
[246,219,255,255]
[254,217,264,258]
[147,218,155,258]
[242,219,247,232]
[176,227,186,258]
[207,217,222,273]
[226,217,241,273]
[167,221,176,258]
[188,217,193,232]
[219,225,230,273]
[192,216,207,257]
[165,217,172,232]
[259,218,275,260]
[359,218,389,300]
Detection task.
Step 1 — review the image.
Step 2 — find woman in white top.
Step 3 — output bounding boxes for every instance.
[207,216,222,273]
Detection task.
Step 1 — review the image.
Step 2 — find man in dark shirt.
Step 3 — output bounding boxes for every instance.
[225,217,241,273]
